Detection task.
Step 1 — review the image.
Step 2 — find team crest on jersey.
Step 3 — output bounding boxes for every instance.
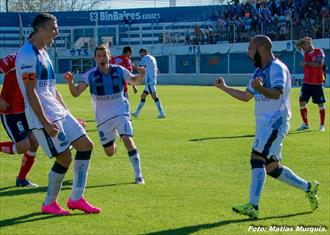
[312,56,316,61]
[58,132,68,147]
[99,131,107,141]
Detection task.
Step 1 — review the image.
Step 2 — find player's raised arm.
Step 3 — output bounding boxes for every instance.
[64,71,87,97]
[214,77,253,102]
[129,66,145,86]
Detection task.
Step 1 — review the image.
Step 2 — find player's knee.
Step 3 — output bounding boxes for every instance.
[15,138,31,153]
[105,148,116,157]
[153,96,159,102]
[121,135,135,150]
[250,152,266,169]
[83,136,94,150]
[250,159,265,169]
[56,151,72,167]
[267,164,283,178]
[103,140,116,157]
[28,139,39,152]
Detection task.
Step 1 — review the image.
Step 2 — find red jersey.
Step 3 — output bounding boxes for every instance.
[0,53,25,114]
[303,48,325,85]
[110,55,133,93]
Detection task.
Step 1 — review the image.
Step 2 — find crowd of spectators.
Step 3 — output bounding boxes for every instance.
[189,0,330,44]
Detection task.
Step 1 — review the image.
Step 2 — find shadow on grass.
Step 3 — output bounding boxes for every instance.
[288,130,315,135]
[144,211,313,235]
[190,129,317,142]
[189,134,255,142]
[0,212,84,228]
[86,181,135,189]
[0,180,72,197]
[0,180,133,197]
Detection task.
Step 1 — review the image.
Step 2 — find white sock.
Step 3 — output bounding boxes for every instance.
[249,167,266,206]
[155,100,165,115]
[128,149,142,178]
[277,166,309,191]
[71,160,90,200]
[44,170,65,205]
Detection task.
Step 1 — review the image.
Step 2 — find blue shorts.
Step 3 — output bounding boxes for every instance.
[0,113,30,142]
[300,83,326,104]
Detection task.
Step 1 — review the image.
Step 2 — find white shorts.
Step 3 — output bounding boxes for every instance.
[252,112,290,161]
[97,115,133,146]
[143,85,157,94]
[32,113,86,158]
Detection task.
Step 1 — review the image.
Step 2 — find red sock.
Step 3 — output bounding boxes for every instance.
[320,108,325,126]
[0,141,15,154]
[300,107,308,125]
[17,153,36,180]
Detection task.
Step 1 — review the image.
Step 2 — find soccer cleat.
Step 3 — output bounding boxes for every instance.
[67,197,101,214]
[157,114,166,119]
[135,177,145,185]
[131,112,139,118]
[297,123,309,131]
[306,181,320,211]
[42,201,70,215]
[319,125,325,132]
[16,177,39,187]
[232,203,259,219]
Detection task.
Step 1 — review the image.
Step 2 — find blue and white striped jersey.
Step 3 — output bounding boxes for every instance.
[246,58,291,119]
[80,64,133,125]
[16,41,68,129]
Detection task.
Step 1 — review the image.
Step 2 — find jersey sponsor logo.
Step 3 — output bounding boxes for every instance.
[38,79,56,87]
[95,93,122,101]
[22,72,37,84]
[255,94,271,102]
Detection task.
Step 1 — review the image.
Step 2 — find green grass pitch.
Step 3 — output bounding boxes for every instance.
[0,85,329,234]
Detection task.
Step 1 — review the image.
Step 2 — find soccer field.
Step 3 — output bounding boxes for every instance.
[0,85,329,235]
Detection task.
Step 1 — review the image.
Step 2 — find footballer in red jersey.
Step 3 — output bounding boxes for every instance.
[296,37,326,132]
[110,46,137,97]
[0,52,39,187]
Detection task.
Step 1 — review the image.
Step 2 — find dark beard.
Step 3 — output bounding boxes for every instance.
[252,51,262,68]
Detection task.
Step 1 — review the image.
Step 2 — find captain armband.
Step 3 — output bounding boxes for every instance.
[22,72,37,84]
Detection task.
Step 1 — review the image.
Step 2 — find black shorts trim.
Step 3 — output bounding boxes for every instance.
[97,114,130,128]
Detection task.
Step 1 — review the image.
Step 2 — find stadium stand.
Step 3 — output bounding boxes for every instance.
[0,1,329,86]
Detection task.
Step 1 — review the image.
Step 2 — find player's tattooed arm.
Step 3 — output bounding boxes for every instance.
[64,71,87,97]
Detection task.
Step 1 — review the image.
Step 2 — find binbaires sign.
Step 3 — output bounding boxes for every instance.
[89,11,160,23]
